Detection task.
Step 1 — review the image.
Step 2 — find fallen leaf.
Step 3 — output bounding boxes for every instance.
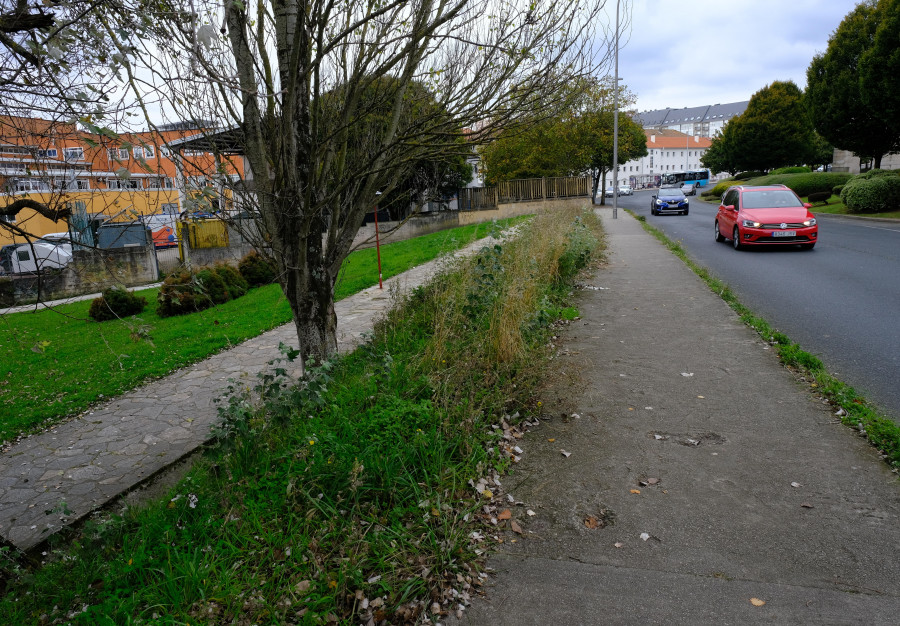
[482,489,493,498]
[628,407,634,411]
[790,482,802,488]
[547,438,555,442]
[697,395,705,399]
[801,502,814,509]
[560,450,571,458]
[630,489,641,494]
[295,580,311,593]
[497,509,512,521]
[640,532,650,541]
[510,520,523,534]
[681,372,694,377]
[614,542,624,548]
[647,477,660,485]
[526,509,536,516]
[750,598,766,607]
[585,516,599,529]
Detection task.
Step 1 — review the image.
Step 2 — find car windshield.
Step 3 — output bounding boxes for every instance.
[660,188,685,198]
[741,190,803,209]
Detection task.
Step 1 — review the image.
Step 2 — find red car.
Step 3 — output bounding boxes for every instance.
[715,184,818,250]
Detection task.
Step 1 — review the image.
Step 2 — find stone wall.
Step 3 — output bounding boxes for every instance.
[832,149,900,174]
[7,245,159,304]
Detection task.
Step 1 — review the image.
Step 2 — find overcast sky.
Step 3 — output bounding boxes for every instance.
[611,0,859,112]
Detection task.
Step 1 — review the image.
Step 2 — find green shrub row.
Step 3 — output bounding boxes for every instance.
[157,263,249,317]
[745,172,854,197]
[238,250,278,286]
[840,170,900,213]
[88,287,147,321]
[770,166,811,175]
[733,170,766,180]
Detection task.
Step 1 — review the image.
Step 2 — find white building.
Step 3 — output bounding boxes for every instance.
[634,101,748,138]
[616,130,713,189]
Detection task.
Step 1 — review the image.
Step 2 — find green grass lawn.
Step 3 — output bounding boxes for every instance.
[0,218,526,443]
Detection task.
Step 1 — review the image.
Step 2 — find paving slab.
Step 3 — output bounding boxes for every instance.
[458,209,900,624]
[0,237,494,551]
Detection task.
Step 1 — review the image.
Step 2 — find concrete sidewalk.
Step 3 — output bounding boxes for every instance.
[0,238,494,551]
[460,209,900,624]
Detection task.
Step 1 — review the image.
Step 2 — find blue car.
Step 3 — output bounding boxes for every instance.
[651,186,689,216]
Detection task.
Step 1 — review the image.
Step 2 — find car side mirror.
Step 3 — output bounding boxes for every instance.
[651,194,656,199]
[803,202,812,209]
[724,204,735,211]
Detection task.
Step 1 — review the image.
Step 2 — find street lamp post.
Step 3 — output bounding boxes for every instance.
[612,0,620,219]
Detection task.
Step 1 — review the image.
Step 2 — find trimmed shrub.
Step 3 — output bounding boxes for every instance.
[238,250,278,286]
[840,176,900,214]
[212,262,248,299]
[770,166,811,175]
[832,185,844,196]
[89,287,147,322]
[702,179,738,198]
[743,172,854,197]
[855,168,899,180]
[157,264,248,317]
[807,191,831,205]
[734,170,766,180]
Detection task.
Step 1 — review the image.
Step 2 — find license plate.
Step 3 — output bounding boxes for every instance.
[772,230,796,237]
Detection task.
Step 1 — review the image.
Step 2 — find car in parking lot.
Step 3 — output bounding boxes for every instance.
[650,186,689,215]
[714,184,818,250]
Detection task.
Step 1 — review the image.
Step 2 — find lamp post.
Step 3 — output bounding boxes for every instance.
[612,0,620,219]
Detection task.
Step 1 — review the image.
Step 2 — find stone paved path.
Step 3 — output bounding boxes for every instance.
[0,238,495,551]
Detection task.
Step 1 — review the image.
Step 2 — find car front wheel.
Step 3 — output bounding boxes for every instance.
[732,227,743,250]
[715,221,725,242]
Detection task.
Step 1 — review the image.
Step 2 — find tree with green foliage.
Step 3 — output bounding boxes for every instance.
[701,119,740,175]
[571,110,647,205]
[730,80,813,172]
[808,132,835,172]
[860,0,900,151]
[807,0,900,168]
[479,118,570,185]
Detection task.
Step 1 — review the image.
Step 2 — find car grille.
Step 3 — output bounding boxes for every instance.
[755,235,812,243]
[761,222,806,228]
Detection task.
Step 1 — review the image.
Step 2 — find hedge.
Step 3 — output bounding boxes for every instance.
[770,166,811,175]
[157,263,249,317]
[89,287,147,322]
[840,174,900,214]
[743,172,854,197]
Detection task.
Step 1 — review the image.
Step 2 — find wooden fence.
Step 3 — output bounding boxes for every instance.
[458,176,590,211]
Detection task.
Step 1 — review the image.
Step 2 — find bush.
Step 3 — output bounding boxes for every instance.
[807,191,832,205]
[238,250,277,286]
[832,185,844,196]
[745,172,854,197]
[840,176,900,213]
[734,170,766,180]
[770,166,811,175]
[89,287,147,322]
[702,179,737,198]
[855,168,899,180]
[157,264,248,317]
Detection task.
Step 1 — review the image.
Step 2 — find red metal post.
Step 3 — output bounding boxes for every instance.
[373,204,383,289]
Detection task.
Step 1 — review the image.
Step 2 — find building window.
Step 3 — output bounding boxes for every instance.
[63,147,84,161]
[76,180,90,190]
[107,179,142,190]
[133,146,143,159]
[37,148,58,158]
[161,203,179,215]
[143,144,155,158]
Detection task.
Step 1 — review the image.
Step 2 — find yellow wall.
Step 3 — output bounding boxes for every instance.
[1,189,180,247]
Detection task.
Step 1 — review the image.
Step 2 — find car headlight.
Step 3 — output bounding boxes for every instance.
[803,218,817,226]
[655,199,664,205]
[742,219,761,228]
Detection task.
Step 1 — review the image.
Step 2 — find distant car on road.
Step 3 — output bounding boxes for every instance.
[681,182,696,196]
[715,184,818,250]
[651,186,689,216]
[618,185,633,196]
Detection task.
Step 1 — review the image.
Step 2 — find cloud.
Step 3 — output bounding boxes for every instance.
[609,0,857,111]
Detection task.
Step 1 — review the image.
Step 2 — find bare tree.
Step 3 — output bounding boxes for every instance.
[126,0,613,368]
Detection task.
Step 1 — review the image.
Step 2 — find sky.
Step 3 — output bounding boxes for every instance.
[612,0,860,113]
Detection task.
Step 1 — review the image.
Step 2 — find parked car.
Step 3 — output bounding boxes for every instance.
[681,182,696,196]
[715,184,818,250]
[650,186,689,215]
[618,185,634,196]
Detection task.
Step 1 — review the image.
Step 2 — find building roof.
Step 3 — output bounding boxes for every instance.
[634,100,749,127]
[645,129,712,149]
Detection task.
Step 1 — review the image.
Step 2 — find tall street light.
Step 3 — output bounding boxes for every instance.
[612,0,620,219]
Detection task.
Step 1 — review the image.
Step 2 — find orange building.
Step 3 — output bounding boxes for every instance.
[0,115,243,248]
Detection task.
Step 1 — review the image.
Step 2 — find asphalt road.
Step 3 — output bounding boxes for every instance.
[599,188,900,422]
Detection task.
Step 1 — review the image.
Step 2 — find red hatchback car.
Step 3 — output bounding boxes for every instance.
[715,184,818,250]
